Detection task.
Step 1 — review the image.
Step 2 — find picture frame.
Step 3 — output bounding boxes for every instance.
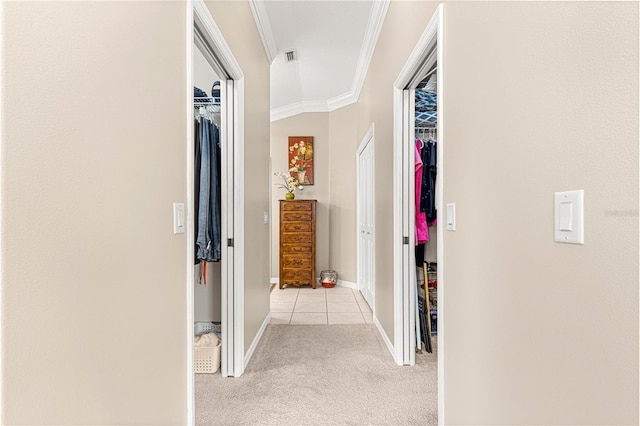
[288,136,314,185]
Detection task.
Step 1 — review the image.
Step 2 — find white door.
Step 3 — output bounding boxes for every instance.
[357,126,375,309]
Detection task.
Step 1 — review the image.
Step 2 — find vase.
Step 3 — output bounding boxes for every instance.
[297,170,306,184]
[285,192,295,200]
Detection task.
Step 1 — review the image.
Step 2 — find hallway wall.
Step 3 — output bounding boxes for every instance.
[270,1,638,424]
[270,113,331,280]
[440,2,638,423]
[204,0,272,360]
[1,1,271,423]
[354,0,638,424]
[1,2,188,423]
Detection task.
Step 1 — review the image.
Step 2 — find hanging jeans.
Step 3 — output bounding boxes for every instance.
[196,119,212,261]
[208,122,221,262]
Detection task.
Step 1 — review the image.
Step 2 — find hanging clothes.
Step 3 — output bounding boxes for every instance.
[415,141,428,244]
[419,140,437,224]
[195,96,222,264]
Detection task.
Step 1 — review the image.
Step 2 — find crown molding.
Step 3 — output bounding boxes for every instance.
[271,100,331,122]
[269,0,389,120]
[249,0,277,64]
[350,0,390,101]
[326,91,358,111]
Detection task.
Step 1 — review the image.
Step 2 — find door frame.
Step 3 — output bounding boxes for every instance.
[187,1,246,424]
[392,3,445,423]
[356,123,375,310]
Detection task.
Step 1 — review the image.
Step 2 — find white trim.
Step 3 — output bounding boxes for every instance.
[348,0,390,104]
[193,1,243,79]
[374,316,396,363]
[435,8,445,424]
[270,1,390,120]
[191,0,246,385]
[244,313,271,369]
[185,4,195,425]
[356,123,376,314]
[336,279,358,290]
[326,91,358,112]
[392,88,404,367]
[392,3,445,423]
[270,100,331,122]
[248,0,277,64]
[233,77,246,378]
[356,123,375,157]
[270,278,356,289]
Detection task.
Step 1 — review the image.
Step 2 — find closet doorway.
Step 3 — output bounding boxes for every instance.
[187,1,246,421]
[392,3,444,421]
[357,124,375,310]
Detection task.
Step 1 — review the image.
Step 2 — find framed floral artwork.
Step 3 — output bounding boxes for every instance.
[288,136,314,185]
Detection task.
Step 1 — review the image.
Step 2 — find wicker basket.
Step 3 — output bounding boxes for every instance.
[320,270,338,288]
[194,341,221,374]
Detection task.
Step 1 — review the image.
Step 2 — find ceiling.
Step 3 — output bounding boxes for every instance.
[249,1,390,121]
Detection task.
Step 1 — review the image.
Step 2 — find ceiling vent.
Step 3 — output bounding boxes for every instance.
[284,49,297,62]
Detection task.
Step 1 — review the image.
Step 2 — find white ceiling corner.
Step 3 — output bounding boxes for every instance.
[257,1,390,122]
[334,0,390,108]
[249,0,277,64]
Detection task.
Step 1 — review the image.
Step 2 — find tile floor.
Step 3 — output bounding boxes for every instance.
[270,285,374,325]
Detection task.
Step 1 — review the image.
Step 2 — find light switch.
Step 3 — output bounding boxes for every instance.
[263,212,269,224]
[554,190,583,244]
[559,202,573,231]
[446,203,456,231]
[173,202,185,234]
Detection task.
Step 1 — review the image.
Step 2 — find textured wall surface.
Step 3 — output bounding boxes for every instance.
[1,2,188,423]
[442,2,638,423]
[205,0,271,355]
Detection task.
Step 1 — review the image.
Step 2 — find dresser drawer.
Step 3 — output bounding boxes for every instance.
[281,232,311,243]
[282,202,312,211]
[281,268,313,283]
[283,222,311,232]
[281,255,312,268]
[282,211,312,222]
[281,243,312,254]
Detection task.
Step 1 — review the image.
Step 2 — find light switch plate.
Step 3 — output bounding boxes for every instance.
[554,190,583,244]
[173,202,185,234]
[446,203,456,231]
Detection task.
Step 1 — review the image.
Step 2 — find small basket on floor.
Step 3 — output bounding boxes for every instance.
[320,270,337,288]
[194,334,221,374]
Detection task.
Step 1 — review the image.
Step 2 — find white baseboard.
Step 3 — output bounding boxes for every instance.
[244,312,271,369]
[272,277,357,290]
[374,316,395,362]
[336,279,357,289]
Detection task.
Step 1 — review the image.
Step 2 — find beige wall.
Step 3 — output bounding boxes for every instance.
[1,1,188,424]
[270,1,638,424]
[441,2,638,423]
[270,113,331,280]
[355,0,440,343]
[204,1,271,354]
[328,104,359,283]
[1,0,271,423]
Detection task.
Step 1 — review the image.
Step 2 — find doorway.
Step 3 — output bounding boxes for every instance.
[392,2,444,421]
[187,1,246,423]
[357,124,375,310]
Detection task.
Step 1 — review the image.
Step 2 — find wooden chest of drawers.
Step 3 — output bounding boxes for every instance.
[279,199,317,289]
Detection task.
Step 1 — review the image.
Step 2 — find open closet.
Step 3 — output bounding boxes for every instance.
[414,66,438,354]
[193,42,223,375]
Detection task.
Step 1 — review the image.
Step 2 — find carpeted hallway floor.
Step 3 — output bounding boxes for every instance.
[196,324,437,425]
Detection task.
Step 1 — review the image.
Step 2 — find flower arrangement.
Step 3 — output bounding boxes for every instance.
[288,140,313,173]
[274,171,303,199]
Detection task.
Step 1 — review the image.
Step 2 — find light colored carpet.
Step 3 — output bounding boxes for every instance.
[195,324,437,426]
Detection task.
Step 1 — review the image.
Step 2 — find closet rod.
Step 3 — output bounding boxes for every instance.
[423,66,437,81]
